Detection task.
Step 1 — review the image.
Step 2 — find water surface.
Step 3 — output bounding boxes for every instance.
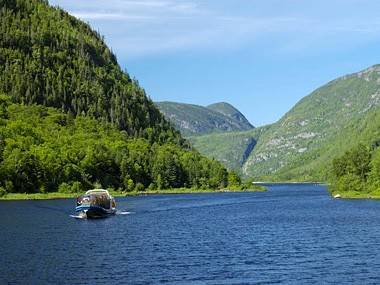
[2,184,380,284]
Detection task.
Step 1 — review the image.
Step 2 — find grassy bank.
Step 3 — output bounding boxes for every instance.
[330,190,380,199]
[125,186,267,196]
[0,186,267,201]
[0,192,78,200]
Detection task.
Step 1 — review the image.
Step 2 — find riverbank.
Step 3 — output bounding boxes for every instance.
[331,190,380,199]
[0,186,267,200]
[253,181,326,185]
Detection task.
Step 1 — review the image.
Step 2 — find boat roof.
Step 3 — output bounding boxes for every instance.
[85,189,110,195]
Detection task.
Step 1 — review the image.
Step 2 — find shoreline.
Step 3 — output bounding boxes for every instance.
[331,190,380,200]
[3,185,379,201]
[253,181,327,185]
[0,187,267,201]
[254,183,380,200]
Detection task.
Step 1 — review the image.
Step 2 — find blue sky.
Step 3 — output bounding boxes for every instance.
[49,0,380,126]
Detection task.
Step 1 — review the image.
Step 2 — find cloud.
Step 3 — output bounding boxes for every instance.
[49,0,380,58]
[52,0,198,17]
[71,12,156,21]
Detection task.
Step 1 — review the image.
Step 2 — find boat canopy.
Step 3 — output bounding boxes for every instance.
[77,189,113,209]
[85,189,111,196]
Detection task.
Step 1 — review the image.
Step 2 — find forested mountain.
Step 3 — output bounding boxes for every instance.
[0,97,228,194]
[189,126,270,172]
[156,101,253,136]
[190,65,380,181]
[243,65,380,180]
[0,0,231,194]
[0,0,182,144]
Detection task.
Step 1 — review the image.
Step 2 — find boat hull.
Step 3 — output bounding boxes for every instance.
[75,205,116,219]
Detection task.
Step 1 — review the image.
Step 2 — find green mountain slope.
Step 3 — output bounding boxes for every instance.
[0,0,231,194]
[156,101,253,136]
[269,108,380,182]
[187,65,380,181]
[0,98,228,193]
[0,0,181,144]
[189,126,271,172]
[243,65,380,180]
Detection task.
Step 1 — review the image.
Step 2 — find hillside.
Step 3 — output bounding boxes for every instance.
[156,101,253,136]
[0,0,230,194]
[0,0,182,144]
[243,65,380,180]
[0,97,229,193]
[189,126,271,172]
[188,65,380,181]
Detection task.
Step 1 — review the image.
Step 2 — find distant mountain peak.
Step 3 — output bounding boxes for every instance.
[242,63,380,179]
[189,64,380,181]
[207,101,234,108]
[207,102,253,127]
[155,101,254,136]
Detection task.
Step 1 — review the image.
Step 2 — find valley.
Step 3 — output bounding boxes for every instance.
[158,65,380,182]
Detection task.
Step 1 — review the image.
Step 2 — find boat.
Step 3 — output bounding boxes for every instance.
[75,189,116,218]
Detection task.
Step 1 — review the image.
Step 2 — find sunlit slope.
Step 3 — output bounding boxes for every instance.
[0,0,181,144]
[243,65,380,180]
[189,126,270,172]
[0,0,231,193]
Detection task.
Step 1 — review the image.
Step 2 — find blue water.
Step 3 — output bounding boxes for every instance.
[2,184,380,284]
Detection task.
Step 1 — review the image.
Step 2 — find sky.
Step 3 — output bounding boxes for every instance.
[49,0,380,126]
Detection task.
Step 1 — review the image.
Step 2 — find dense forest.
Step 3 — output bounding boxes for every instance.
[330,143,380,195]
[0,96,228,195]
[0,0,234,195]
[0,0,183,144]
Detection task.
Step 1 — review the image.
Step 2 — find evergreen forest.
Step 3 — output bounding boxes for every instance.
[0,0,231,195]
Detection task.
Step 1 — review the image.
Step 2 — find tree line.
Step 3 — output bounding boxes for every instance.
[0,0,245,196]
[0,97,230,195]
[330,143,380,193]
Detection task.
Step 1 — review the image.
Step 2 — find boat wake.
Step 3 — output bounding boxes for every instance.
[70,214,87,219]
[70,211,132,219]
[117,211,132,215]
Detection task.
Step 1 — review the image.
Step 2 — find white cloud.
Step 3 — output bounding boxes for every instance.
[49,0,380,58]
[71,12,156,21]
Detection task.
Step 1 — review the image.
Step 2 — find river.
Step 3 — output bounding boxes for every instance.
[2,184,380,284]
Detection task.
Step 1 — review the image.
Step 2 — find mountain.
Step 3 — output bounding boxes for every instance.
[0,0,230,194]
[207,102,253,126]
[0,0,182,145]
[156,101,254,136]
[189,126,271,172]
[190,65,380,181]
[243,65,380,180]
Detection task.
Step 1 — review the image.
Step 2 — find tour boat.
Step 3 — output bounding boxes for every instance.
[75,189,116,218]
